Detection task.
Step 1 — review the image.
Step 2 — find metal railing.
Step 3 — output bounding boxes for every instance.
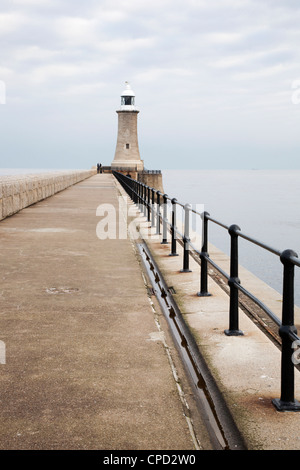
[98,166,161,174]
[139,169,162,174]
[113,171,300,412]
[103,166,138,173]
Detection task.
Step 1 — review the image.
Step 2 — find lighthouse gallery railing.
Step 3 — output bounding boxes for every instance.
[113,170,300,412]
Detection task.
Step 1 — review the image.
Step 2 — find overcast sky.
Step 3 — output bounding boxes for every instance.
[0,0,300,170]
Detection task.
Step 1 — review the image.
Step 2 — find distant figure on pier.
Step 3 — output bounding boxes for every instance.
[97,163,100,173]
[99,163,102,174]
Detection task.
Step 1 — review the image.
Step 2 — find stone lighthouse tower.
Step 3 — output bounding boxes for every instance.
[111,82,144,173]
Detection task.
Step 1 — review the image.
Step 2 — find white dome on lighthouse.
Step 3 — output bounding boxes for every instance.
[121,81,135,97]
[118,81,138,111]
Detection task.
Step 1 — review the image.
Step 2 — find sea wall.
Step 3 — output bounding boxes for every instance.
[0,169,96,221]
[137,172,164,195]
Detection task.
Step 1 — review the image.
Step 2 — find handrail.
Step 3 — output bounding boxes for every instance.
[112,170,300,412]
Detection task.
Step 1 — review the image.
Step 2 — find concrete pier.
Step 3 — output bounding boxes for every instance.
[2,171,300,451]
[0,174,211,450]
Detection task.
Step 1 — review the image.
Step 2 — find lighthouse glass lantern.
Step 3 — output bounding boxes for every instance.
[120,82,136,109]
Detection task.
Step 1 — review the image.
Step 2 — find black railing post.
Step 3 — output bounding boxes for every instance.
[132,179,135,202]
[225,224,243,336]
[137,180,141,211]
[161,194,168,244]
[139,182,143,213]
[130,178,134,203]
[134,180,138,205]
[151,188,155,228]
[198,211,211,297]
[147,186,151,222]
[180,204,192,273]
[140,182,144,214]
[169,198,179,257]
[140,183,144,215]
[140,183,143,213]
[272,249,300,411]
[129,176,133,200]
[143,184,147,217]
[156,191,161,235]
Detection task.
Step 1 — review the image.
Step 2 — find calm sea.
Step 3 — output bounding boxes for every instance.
[162,169,300,306]
[1,167,300,305]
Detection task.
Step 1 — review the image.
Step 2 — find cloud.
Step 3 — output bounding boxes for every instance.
[61,82,105,96]
[0,12,28,35]
[135,67,194,83]
[54,16,100,46]
[202,32,243,45]
[14,45,62,62]
[96,37,157,55]
[30,63,84,84]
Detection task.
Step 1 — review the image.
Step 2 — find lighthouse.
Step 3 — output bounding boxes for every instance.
[111,82,144,173]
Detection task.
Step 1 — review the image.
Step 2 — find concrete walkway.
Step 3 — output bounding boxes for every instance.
[0,174,210,450]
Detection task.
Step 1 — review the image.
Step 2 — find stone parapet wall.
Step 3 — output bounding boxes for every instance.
[0,169,96,221]
[138,172,164,195]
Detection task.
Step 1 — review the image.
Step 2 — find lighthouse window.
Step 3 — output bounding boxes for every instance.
[121,96,135,106]
[126,143,130,149]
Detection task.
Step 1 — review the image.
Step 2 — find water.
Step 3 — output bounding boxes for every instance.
[162,169,300,307]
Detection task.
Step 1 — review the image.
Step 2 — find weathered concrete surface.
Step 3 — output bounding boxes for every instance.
[0,169,96,221]
[133,206,300,450]
[0,174,212,450]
